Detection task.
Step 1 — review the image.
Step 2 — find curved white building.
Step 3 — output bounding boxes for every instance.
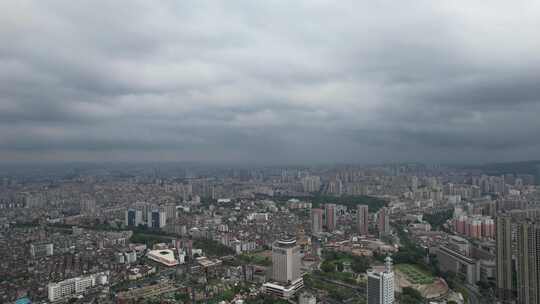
[147,249,178,266]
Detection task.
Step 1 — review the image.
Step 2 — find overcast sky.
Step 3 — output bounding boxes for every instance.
[1,1,540,164]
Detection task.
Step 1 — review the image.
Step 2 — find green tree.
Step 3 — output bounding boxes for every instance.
[321,260,335,272]
[336,262,344,272]
[399,287,424,304]
[351,256,370,273]
[193,239,235,256]
[423,209,453,229]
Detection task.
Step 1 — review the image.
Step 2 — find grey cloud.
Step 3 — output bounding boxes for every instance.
[1,0,540,164]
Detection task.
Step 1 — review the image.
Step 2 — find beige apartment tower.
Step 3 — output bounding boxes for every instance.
[496,216,514,301]
[357,205,369,235]
[517,222,540,304]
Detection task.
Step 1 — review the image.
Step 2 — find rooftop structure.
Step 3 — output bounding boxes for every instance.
[147,249,178,267]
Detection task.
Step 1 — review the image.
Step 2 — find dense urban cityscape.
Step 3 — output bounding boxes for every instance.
[1,162,540,303]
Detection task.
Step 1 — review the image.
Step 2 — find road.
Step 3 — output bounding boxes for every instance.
[461,283,484,304]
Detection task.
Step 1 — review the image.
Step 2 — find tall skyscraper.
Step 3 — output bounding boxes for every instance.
[496,216,514,300]
[517,222,540,304]
[264,237,304,298]
[378,208,389,236]
[272,238,302,283]
[133,201,151,223]
[125,209,143,227]
[411,176,418,192]
[162,203,177,222]
[311,208,323,234]
[367,257,395,304]
[325,204,336,232]
[357,205,369,235]
[80,198,96,215]
[147,209,166,229]
[301,176,321,193]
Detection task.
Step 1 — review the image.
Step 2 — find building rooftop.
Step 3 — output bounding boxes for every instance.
[147,249,178,266]
[276,237,297,247]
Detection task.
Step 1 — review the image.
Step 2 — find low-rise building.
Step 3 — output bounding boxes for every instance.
[47,272,108,302]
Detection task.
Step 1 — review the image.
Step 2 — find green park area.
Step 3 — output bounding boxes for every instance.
[239,250,272,266]
[273,194,387,213]
[396,264,434,285]
[304,274,357,302]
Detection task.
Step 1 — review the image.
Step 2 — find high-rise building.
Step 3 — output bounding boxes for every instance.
[327,179,343,195]
[469,218,482,239]
[378,208,389,236]
[325,204,336,232]
[454,215,495,240]
[496,216,514,301]
[125,209,143,227]
[272,238,302,283]
[482,218,495,239]
[263,237,303,299]
[517,222,540,304]
[367,257,395,304]
[124,251,137,264]
[80,198,96,215]
[311,208,323,234]
[411,176,418,192]
[301,176,321,193]
[162,203,177,222]
[147,209,166,229]
[24,193,45,208]
[133,201,151,223]
[357,205,369,235]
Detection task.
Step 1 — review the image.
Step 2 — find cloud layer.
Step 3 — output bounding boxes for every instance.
[1,1,540,164]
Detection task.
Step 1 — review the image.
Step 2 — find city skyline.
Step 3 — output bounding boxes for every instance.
[1,160,540,303]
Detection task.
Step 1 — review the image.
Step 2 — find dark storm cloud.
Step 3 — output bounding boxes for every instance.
[1,0,540,163]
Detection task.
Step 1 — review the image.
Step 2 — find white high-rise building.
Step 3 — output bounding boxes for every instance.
[264,237,304,299]
[125,209,143,227]
[311,208,324,234]
[367,257,394,304]
[133,201,151,222]
[80,198,96,215]
[147,209,167,229]
[161,203,177,222]
[272,238,302,283]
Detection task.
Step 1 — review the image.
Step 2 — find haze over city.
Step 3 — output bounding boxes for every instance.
[2,1,540,164]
